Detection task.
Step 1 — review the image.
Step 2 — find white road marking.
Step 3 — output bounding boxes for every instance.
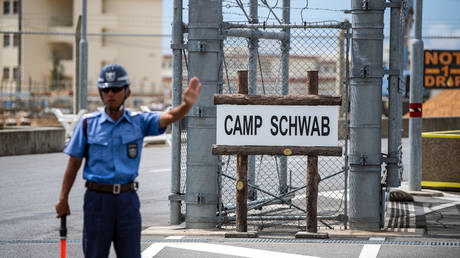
[413,201,460,217]
[146,168,171,174]
[359,243,381,258]
[165,236,184,239]
[141,243,166,258]
[141,242,320,258]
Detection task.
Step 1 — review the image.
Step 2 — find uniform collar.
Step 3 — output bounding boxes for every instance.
[99,107,133,125]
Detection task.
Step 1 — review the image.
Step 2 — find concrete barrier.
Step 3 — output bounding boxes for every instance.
[0,127,65,156]
[421,130,460,191]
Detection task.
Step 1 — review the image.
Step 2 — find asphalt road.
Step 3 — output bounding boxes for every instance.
[1,140,460,258]
[0,145,172,257]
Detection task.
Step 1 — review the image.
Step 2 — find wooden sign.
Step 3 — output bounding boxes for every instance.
[216,105,339,147]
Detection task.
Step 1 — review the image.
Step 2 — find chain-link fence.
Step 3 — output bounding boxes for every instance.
[179,18,351,230]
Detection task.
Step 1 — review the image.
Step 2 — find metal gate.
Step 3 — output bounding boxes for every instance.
[175,1,351,231]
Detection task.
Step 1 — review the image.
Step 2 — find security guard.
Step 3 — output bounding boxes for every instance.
[55,64,201,258]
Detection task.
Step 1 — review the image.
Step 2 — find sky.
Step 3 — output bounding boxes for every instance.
[161,0,460,54]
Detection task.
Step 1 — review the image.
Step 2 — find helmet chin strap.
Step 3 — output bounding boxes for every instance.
[101,87,129,114]
[118,87,129,111]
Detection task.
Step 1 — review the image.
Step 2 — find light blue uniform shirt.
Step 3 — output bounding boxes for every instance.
[64,109,166,184]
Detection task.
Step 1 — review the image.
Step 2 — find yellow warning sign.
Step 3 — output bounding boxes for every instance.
[424,50,460,89]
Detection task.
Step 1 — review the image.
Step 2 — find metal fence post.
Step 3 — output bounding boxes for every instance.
[74,16,81,114]
[386,0,403,187]
[279,0,290,195]
[185,0,222,228]
[409,0,424,191]
[344,24,351,229]
[247,0,258,201]
[337,28,345,118]
[169,0,184,225]
[349,0,385,230]
[78,0,88,110]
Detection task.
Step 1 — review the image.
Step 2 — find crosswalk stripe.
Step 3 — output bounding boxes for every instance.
[142,243,320,258]
[359,243,381,258]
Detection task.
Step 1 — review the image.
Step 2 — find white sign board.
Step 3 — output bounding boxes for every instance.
[216,105,339,146]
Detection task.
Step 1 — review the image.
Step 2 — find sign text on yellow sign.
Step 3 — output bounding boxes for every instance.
[424,50,460,89]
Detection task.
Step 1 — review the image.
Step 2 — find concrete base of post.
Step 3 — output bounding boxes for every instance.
[295,231,329,239]
[224,231,258,238]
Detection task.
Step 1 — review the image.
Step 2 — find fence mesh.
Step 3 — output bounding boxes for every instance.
[179,22,350,230]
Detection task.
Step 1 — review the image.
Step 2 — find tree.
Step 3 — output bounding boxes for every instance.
[50,49,66,90]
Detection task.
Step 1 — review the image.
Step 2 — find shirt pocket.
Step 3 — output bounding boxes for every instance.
[121,132,143,159]
[87,135,109,161]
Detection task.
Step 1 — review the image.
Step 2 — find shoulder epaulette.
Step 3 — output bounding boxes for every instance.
[129,111,141,117]
[82,111,101,119]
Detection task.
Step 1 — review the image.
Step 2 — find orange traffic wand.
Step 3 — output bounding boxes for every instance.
[59,215,67,258]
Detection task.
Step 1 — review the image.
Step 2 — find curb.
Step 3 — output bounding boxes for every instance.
[142,226,425,238]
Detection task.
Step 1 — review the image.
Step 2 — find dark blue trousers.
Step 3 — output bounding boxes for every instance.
[83,189,141,258]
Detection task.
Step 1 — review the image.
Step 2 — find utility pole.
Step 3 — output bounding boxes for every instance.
[185,0,222,228]
[349,0,385,230]
[78,0,88,110]
[409,0,424,191]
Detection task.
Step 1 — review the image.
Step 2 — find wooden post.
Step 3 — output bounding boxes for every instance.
[236,70,248,232]
[306,71,319,233]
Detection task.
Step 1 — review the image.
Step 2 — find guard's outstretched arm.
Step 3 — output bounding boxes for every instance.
[159,76,202,129]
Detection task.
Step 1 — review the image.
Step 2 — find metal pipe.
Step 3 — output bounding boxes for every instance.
[409,0,424,191]
[278,0,290,196]
[169,0,184,225]
[185,0,222,229]
[225,29,288,40]
[386,0,403,187]
[247,0,258,201]
[78,0,88,110]
[225,22,349,29]
[225,215,345,221]
[349,0,385,230]
[344,24,351,229]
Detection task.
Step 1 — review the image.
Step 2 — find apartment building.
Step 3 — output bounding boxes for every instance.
[1,0,163,101]
[161,53,340,98]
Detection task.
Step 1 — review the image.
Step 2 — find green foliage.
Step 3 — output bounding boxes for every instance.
[50,49,66,90]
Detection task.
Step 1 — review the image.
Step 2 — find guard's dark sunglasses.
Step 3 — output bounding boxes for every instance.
[101,87,124,93]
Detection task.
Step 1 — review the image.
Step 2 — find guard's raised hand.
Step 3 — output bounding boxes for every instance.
[183,77,202,107]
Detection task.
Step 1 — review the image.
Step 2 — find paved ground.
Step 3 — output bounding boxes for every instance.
[1,139,460,257]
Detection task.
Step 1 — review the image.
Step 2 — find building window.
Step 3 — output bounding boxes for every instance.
[3,34,10,47]
[12,0,18,14]
[13,67,18,80]
[13,33,19,46]
[101,28,107,47]
[3,1,10,15]
[2,67,9,80]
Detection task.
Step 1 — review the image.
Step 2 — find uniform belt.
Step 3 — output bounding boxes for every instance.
[85,180,138,194]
